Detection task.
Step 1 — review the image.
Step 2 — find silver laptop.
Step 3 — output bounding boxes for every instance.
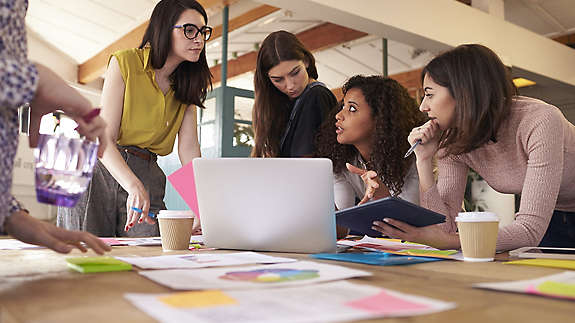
[193,158,336,253]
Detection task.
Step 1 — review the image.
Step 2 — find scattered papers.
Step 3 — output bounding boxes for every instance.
[116,252,296,270]
[100,237,163,246]
[338,236,436,251]
[100,235,205,248]
[0,239,45,250]
[474,271,575,301]
[125,281,455,323]
[139,260,371,290]
[312,252,445,266]
[505,258,575,270]
[338,236,463,260]
[167,161,200,219]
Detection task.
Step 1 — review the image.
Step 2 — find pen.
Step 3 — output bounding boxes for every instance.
[403,139,422,158]
[131,207,156,219]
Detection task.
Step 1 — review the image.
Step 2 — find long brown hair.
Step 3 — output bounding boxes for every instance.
[251,31,318,157]
[316,75,425,196]
[139,0,212,107]
[422,44,516,155]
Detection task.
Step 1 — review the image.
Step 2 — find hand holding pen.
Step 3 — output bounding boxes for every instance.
[405,118,440,161]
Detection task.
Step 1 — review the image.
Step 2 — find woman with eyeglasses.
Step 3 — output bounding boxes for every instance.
[251,31,337,158]
[58,0,213,237]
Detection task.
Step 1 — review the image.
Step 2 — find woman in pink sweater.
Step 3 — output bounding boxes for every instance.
[366,44,575,251]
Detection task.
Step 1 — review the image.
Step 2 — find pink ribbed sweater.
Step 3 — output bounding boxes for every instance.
[421,96,575,251]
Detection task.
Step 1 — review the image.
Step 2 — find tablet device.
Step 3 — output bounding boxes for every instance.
[335,197,446,237]
[509,247,575,260]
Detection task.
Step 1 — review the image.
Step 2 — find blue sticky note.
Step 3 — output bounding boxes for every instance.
[311,252,444,266]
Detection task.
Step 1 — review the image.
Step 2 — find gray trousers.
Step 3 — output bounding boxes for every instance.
[57,146,166,237]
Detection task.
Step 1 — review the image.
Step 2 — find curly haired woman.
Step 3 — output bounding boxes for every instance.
[316,75,425,218]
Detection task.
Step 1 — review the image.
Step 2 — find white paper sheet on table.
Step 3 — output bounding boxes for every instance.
[0,239,44,250]
[474,271,575,300]
[125,280,456,323]
[139,260,372,290]
[116,251,296,269]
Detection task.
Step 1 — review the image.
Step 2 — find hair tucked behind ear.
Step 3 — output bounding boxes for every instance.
[251,31,318,157]
[316,75,425,196]
[139,0,212,107]
[422,44,516,155]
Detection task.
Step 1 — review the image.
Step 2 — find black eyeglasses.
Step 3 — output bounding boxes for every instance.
[173,23,213,41]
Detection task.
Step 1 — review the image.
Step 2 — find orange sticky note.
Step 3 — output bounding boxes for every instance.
[159,290,237,308]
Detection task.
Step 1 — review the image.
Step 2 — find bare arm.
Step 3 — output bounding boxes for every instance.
[29,64,107,156]
[177,105,201,166]
[99,56,152,230]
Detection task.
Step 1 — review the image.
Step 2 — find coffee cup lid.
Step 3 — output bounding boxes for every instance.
[456,212,499,222]
[157,210,195,219]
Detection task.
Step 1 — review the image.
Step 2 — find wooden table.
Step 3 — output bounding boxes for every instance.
[0,245,572,323]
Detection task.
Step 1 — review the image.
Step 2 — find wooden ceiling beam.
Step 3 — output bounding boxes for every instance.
[211,22,368,83]
[77,0,241,84]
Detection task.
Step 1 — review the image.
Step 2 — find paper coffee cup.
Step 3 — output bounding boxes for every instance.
[157,210,195,251]
[456,212,499,262]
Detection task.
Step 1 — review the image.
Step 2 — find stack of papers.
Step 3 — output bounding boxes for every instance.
[339,236,462,260]
[125,280,455,323]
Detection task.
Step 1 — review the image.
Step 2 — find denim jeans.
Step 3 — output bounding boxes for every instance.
[539,210,575,247]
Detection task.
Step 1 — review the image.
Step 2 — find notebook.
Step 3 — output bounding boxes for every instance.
[336,197,445,237]
[193,158,337,253]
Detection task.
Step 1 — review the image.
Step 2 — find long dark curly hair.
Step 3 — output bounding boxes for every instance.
[315,75,425,196]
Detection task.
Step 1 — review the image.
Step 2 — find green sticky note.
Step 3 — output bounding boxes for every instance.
[66,256,132,273]
[536,281,575,299]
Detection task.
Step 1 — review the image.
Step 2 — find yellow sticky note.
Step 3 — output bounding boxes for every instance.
[536,281,575,299]
[505,259,575,270]
[159,290,238,308]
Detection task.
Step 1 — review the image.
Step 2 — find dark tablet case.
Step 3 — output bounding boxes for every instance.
[335,197,446,237]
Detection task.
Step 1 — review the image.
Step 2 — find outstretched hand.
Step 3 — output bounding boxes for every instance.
[4,211,111,254]
[346,163,390,205]
[371,217,460,250]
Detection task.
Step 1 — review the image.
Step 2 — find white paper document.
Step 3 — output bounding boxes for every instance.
[474,271,575,300]
[125,280,456,323]
[139,260,371,290]
[115,252,296,269]
[0,239,44,250]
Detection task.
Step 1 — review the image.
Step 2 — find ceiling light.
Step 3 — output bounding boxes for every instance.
[512,77,536,88]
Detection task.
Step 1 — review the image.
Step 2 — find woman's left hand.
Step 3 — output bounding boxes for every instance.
[372,218,460,250]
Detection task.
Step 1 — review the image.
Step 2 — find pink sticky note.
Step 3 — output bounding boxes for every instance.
[99,238,126,246]
[167,161,200,219]
[345,290,429,315]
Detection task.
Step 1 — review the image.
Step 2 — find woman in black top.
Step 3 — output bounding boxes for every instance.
[251,31,337,157]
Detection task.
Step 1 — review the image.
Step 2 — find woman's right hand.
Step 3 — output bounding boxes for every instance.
[125,182,154,232]
[346,163,391,205]
[407,118,441,162]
